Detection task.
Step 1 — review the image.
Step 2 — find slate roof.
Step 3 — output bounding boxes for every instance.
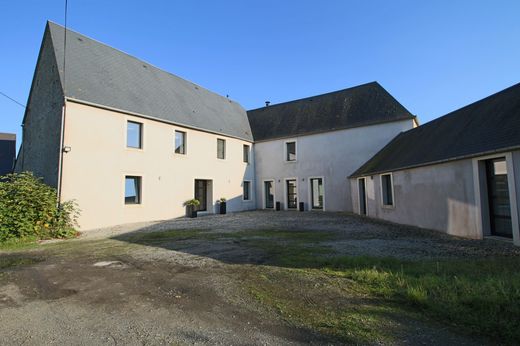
[351,82,520,177]
[46,22,253,141]
[246,82,415,141]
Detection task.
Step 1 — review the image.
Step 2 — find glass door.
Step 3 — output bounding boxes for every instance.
[486,158,512,237]
[194,179,207,212]
[264,181,274,208]
[286,179,297,209]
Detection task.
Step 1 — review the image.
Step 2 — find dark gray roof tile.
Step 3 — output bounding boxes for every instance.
[247,82,415,141]
[351,82,520,177]
[47,22,253,141]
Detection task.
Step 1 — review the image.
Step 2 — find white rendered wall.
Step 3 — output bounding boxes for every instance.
[254,119,414,211]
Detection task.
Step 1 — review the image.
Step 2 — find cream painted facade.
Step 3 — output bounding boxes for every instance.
[60,100,255,230]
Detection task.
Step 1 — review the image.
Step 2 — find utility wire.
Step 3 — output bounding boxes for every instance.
[63,0,68,93]
[0,91,26,108]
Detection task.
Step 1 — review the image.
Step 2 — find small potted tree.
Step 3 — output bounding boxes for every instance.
[183,199,200,218]
[218,197,227,215]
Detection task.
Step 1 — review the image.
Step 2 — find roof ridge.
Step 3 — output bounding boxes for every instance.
[247,81,380,112]
[46,21,240,106]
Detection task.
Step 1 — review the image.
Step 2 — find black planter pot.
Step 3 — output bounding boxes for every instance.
[219,201,227,214]
[186,205,198,218]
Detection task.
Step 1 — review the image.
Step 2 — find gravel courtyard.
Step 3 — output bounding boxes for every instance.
[1,211,518,345]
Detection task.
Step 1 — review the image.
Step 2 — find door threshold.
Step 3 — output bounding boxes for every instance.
[484,235,514,243]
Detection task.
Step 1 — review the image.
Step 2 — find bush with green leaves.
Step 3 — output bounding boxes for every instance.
[0,172,79,241]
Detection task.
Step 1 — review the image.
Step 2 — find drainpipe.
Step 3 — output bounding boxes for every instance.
[57,102,66,203]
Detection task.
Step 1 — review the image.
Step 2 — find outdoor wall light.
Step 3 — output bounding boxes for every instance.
[62,146,72,153]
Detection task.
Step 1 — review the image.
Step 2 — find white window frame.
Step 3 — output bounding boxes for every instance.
[284,139,297,163]
[242,180,252,201]
[284,177,299,210]
[262,179,276,209]
[308,176,325,211]
[380,173,395,208]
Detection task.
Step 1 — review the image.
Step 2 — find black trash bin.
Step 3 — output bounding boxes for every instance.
[299,202,305,212]
[275,201,281,211]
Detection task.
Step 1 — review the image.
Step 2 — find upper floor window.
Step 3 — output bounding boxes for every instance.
[381,173,394,206]
[175,130,186,154]
[125,176,141,204]
[217,138,226,159]
[127,121,142,149]
[243,144,250,163]
[286,141,296,161]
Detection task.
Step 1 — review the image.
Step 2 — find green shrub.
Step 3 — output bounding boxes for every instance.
[0,172,79,241]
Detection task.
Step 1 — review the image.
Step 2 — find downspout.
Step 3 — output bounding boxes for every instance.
[57,102,66,203]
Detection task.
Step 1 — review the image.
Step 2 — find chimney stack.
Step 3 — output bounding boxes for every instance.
[265,101,270,107]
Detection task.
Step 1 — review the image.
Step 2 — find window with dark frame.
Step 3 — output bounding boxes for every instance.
[243,144,250,163]
[310,178,324,209]
[286,141,296,161]
[127,121,142,149]
[381,174,394,206]
[125,176,141,204]
[217,138,226,159]
[243,181,251,200]
[175,130,186,154]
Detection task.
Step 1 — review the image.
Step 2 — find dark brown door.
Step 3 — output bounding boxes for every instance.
[358,178,367,215]
[194,180,207,212]
[486,158,512,238]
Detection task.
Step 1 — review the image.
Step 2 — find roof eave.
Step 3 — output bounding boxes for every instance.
[349,145,520,178]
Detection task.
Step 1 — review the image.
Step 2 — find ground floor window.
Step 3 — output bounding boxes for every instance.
[310,178,323,209]
[286,179,297,209]
[243,181,251,201]
[381,173,394,206]
[125,176,141,204]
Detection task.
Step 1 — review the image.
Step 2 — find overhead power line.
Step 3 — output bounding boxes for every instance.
[0,91,26,108]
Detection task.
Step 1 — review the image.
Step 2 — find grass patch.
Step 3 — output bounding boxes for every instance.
[0,237,40,252]
[0,256,43,269]
[320,256,520,343]
[249,253,520,343]
[121,229,215,243]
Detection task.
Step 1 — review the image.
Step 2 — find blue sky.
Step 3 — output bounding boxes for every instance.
[1,1,520,152]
